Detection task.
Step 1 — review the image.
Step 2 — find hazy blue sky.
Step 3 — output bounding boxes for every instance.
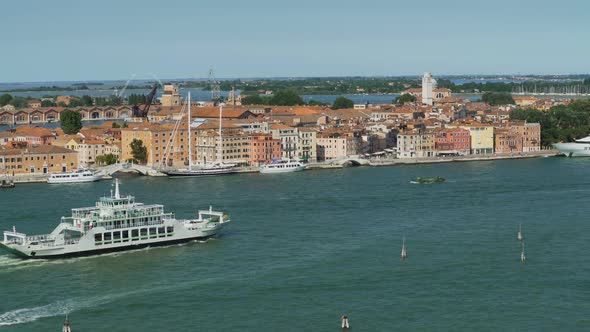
[1,0,588,82]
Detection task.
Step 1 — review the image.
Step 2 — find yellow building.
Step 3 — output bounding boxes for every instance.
[451,123,494,154]
[0,146,78,175]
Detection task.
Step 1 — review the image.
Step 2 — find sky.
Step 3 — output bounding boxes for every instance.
[1,0,589,82]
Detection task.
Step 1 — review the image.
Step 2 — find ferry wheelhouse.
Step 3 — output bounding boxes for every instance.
[0,180,230,259]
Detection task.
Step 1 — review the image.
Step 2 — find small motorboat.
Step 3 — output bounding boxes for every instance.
[1,179,15,189]
[410,176,445,184]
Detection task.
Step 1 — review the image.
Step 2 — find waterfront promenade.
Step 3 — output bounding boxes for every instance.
[1,150,559,184]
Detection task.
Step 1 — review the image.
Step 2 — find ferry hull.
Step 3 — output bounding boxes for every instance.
[166,169,238,177]
[0,235,216,259]
[552,142,590,157]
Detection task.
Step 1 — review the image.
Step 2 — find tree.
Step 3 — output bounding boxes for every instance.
[96,153,118,166]
[307,100,329,106]
[481,92,515,106]
[130,139,147,164]
[60,110,83,134]
[112,122,121,128]
[0,93,12,106]
[9,96,27,108]
[241,94,263,105]
[269,90,304,106]
[331,96,354,110]
[394,93,417,105]
[41,100,56,107]
[81,95,94,106]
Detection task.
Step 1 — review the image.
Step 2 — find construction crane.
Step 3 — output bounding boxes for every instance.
[208,68,221,106]
[132,82,158,118]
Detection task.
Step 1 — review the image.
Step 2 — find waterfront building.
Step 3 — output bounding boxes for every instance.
[508,121,541,152]
[269,124,299,160]
[160,84,182,107]
[433,128,471,156]
[450,122,494,155]
[192,122,251,166]
[296,128,317,162]
[396,131,436,159]
[249,134,282,166]
[121,123,182,167]
[494,128,523,154]
[316,131,361,161]
[0,146,78,175]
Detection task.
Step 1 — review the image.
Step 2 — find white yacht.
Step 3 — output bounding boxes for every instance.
[260,160,306,174]
[553,136,590,157]
[0,180,230,259]
[47,169,102,184]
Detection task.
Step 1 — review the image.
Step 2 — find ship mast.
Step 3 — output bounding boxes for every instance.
[218,104,223,165]
[188,92,192,171]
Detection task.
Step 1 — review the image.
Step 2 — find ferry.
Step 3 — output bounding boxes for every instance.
[260,160,305,174]
[553,136,590,157]
[47,169,103,184]
[0,180,230,259]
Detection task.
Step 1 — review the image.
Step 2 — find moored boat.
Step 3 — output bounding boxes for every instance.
[1,179,15,189]
[165,93,239,177]
[0,179,230,259]
[260,159,305,174]
[553,136,590,157]
[47,169,102,184]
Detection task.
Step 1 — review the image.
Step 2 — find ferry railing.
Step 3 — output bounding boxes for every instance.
[99,219,168,231]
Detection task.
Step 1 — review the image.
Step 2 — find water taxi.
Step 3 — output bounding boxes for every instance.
[0,180,230,259]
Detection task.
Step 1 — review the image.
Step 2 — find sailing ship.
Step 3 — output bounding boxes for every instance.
[165,92,238,177]
[0,179,230,259]
[400,237,407,260]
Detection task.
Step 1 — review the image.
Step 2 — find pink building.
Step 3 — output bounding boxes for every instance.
[316,132,360,161]
[434,128,471,156]
[249,134,282,166]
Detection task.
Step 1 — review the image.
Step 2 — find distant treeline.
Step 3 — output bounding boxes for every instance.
[182,77,590,95]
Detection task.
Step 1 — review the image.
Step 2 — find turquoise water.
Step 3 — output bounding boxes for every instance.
[0,158,589,331]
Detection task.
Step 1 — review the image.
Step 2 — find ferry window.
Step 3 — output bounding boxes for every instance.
[158,227,165,234]
[140,228,147,236]
[122,230,129,239]
[113,231,121,240]
[166,226,173,233]
[149,227,157,235]
[95,233,102,242]
[132,229,139,238]
[104,232,112,241]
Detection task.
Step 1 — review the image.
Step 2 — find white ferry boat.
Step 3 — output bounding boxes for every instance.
[260,160,306,174]
[0,180,230,259]
[47,169,102,184]
[553,136,590,157]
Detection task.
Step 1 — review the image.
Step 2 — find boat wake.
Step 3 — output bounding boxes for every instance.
[0,298,79,326]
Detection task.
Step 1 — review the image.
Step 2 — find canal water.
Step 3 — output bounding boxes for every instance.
[0,158,589,331]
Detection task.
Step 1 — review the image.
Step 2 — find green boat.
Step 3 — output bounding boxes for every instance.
[410,177,445,184]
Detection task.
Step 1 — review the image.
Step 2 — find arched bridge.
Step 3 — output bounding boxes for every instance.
[329,156,370,166]
[96,163,165,177]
